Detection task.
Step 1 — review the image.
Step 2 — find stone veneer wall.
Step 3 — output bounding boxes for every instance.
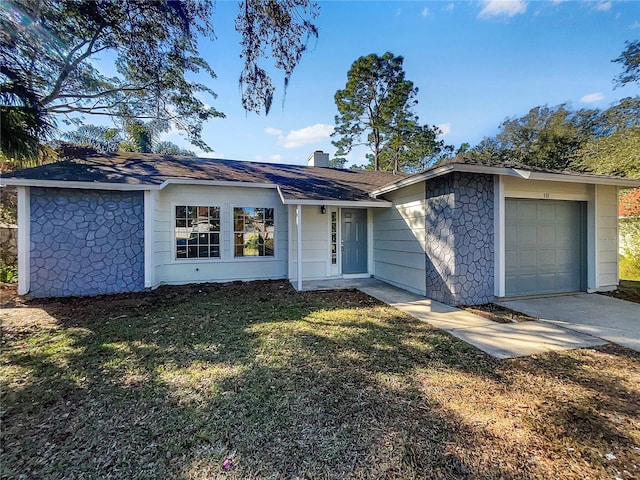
[425,173,494,306]
[30,187,144,297]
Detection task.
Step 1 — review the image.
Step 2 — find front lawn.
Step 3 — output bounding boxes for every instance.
[1,281,639,479]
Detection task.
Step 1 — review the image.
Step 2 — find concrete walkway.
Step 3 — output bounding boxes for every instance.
[497,293,640,353]
[357,281,606,359]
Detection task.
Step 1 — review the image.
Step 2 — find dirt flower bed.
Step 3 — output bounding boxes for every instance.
[1,280,639,479]
[463,303,539,323]
[600,280,640,305]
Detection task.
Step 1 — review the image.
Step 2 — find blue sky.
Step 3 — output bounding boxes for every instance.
[157,1,639,166]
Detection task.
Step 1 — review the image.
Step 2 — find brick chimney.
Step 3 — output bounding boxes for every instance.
[307,150,329,168]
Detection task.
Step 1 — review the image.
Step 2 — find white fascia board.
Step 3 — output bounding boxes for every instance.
[276,185,287,205]
[280,198,392,208]
[370,163,640,196]
[370,164,515,196]
[161,179,279,189]
[512,170,640,187]
[0,177,280,191]
[0,178,155,191]
[370,165,455,196]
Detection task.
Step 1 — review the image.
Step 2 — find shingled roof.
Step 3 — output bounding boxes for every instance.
[4,153,638,202]
[1,152,408,203]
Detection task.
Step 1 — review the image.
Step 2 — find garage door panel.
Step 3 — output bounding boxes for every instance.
[556,225,575,248]
[517,202,538,220]
[556,205,575,223]
[516,225,537,247]
[505,199,585,297]
[505,201,518,221]
[537,226,556,247]
[505,228,517,249]
[516,275,538,294]
[537,273,558,291]
[516,250,537,270]
[537,249,557,268]
[537,203,556,221]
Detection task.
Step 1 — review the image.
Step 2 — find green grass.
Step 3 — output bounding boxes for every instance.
[2,280,639,479]
[620,254,640,281]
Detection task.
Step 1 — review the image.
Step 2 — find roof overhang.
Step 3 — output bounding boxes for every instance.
[0,178,280,191]
[511,169,640,187]
[276,186,391,207]
[370,163,640,196]
[0,177,392,207]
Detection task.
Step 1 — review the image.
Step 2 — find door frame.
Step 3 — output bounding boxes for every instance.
[328,207,371,278]
[340,208,369,275]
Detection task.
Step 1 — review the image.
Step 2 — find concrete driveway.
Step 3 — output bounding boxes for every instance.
[359,282,606,359]
[497,293,640,352]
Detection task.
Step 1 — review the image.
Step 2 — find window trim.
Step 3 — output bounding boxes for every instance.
[172,203,222,262]
[231,205,277,260]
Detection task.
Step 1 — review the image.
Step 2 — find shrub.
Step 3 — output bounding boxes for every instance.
[0,264,17,283]
[619,215,640,280]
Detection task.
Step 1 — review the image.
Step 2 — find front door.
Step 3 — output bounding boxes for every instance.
[341,209,368,274]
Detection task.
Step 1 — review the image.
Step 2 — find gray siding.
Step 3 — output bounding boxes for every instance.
[373,182,426,295]
[425,173,494,306]
[30,187,144,297]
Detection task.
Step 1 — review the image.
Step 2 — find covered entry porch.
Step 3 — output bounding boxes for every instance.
[285,202,390,291]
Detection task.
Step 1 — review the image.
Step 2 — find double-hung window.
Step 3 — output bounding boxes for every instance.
[234,207,275,257]
[175,206,220,259]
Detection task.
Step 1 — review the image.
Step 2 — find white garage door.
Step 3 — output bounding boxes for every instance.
[505,199,586,296]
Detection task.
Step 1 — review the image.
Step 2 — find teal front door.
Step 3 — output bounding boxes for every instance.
[341,209,368,274]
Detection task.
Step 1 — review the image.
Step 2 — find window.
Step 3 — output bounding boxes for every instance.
[234,207,275,257]
[175,206,220,259]
[331,211,337,265]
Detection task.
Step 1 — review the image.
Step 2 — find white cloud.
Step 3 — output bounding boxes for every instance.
[593,1,612,12]
[421,7,429,17]
[264,127,282,136]
[443,3,455,12]
[254,154,283,164]
[580,92,604,103]
[478,0,527,18]
[436,123,452,136]
[279,123,334,149]
[194,149,227,159]
[631,20,640,29]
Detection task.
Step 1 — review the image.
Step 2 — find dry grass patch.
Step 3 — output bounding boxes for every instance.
[1,280,639,479]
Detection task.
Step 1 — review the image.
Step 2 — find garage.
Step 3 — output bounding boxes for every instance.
[505,198,587,297]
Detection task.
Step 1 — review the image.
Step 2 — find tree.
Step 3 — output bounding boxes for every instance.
[379,123,452,173]
[613,40,640,87]
[63,125,122,154]
[577,127,640,178]
[332,52,442,172]
[466,97,640,175]
[495,104,599,170]
[63,122,195,155]
[1,0,318,164]
[466,104,600,170]
[236,0,319,114]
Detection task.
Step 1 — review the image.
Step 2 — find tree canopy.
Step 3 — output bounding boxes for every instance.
[613,39,640,87]
[63,122,195,155]
[466,97,640,178]
[332,52,446,172]
[0,0,318,165]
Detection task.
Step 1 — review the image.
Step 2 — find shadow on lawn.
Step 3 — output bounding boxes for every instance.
[2,280,638,479]
[510,346,640,461]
